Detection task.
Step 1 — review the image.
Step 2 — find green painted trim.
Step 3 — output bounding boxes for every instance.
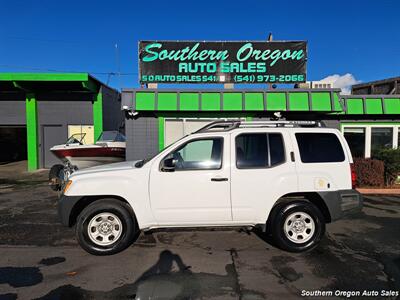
[311,92,331,111]
[202,93,220,110]
[339,121,400,131]
[82,80,98,93]
[127,90,400,115]
[136,92,155,110]
[180,93,200,110]
[385,98,400,114]
[26,93,38,171]
[365,98,383,114]
[223,93,242,111]
[12,81,30,92]
[131,90,344,113]
[93,92,103,141]
[340,121,400,125]
[341,96,400,115]
[0,73,89,81]
[155,112,254,118]
[266,93,287,111]
[244,93,264,111]
[158,117,165,151]
[333,93,344,114]
[346,98,364,114]
[158,93,178,110]
[289,92,309,111]
[246,116,253,121]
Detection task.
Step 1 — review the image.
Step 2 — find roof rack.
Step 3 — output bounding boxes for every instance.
[194,120,241,133]
[195,120,324,133]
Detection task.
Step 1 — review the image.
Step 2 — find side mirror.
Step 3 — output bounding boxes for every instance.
[162,158,176,172]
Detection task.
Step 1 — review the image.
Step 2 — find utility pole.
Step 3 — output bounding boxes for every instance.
[267,32,273,90]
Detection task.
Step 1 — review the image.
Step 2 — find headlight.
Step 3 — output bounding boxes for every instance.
[63,180,73,194]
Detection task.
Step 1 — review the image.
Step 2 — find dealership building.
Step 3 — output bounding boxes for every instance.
[120,41,400,162]
[121,86,400,161]
[1,41,400,171]
[0,73,122,170]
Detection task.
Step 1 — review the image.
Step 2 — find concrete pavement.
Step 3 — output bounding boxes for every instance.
[0,163,399,299]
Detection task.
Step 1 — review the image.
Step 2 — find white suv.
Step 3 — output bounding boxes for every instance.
[58,120,362,255]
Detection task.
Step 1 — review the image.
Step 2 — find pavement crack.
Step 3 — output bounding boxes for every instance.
[228,248,243,300]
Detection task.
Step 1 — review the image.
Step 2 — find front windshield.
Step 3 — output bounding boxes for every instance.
[66,133,86,145]
[98,131,126,142]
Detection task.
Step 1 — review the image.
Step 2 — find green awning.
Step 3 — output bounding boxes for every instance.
[340,95,400,115]
[0,73,102,93]
[122,89,343,113]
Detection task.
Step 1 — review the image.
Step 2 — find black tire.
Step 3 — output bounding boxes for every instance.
[49,164,64,191]
[269,200,325,252]
[75,199,138,255]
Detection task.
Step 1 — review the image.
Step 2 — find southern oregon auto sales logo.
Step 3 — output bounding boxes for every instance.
[139,41,307,84]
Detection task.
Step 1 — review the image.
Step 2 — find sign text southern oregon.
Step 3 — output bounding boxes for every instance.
[139,41,307,84]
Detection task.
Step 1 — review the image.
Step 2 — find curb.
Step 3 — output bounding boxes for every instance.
[357,188,400,195]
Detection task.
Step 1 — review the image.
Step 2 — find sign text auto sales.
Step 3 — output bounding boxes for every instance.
[139,41,307,84]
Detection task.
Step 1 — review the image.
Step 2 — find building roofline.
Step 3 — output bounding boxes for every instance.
[121,88,342,93]
[352,76,400,89]
[0,72,119,94]
[0,72,89,82]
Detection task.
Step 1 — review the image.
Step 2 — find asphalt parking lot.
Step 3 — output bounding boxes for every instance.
[0,162,399,299]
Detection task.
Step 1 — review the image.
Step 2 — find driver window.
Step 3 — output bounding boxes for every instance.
[166,138,223,170]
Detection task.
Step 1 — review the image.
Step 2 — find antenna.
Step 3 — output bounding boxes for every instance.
[115,43,121,91]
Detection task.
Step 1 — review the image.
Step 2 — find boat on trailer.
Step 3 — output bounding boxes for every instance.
[49,131,126,191]
[50,131,126,169]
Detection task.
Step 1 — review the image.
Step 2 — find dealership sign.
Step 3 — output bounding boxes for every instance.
[139,41,307,84]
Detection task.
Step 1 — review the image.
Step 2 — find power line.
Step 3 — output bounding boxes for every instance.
[1,36,90,45]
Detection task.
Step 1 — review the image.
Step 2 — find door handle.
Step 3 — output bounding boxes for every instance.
[211,177,228,182]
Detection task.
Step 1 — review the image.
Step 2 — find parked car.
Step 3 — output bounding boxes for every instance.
[58,120,362,255]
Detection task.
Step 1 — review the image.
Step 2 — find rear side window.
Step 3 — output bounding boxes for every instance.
[236,133,285,168]
[295,133,345,163]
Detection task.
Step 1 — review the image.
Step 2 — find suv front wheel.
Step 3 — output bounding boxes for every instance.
[270,201,325,252]
[76,199,138,255]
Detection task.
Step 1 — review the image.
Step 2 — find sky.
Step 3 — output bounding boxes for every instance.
[0,0,399,92]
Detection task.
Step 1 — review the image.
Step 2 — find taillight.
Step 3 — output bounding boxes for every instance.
[350,163,357,188]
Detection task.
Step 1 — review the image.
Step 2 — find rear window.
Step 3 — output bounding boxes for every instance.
[236,133,285,168]
[295,133,345,163]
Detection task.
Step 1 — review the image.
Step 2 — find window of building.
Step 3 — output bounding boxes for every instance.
[236,133,285,168]
[341,124,400,158]
[295,133,345,163]
[398,132,400,150]
[166,138,223,170]
[343,127,365,158]
[371,127,393,157]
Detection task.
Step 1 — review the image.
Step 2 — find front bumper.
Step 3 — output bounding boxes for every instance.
[318,189,363,222]
[58,194,82,227]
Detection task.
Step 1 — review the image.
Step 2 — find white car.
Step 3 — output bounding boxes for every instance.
[58,120,362,255]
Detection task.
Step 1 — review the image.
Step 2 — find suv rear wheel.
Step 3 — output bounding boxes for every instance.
[270,200,325,252]
[76,199,138,255]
